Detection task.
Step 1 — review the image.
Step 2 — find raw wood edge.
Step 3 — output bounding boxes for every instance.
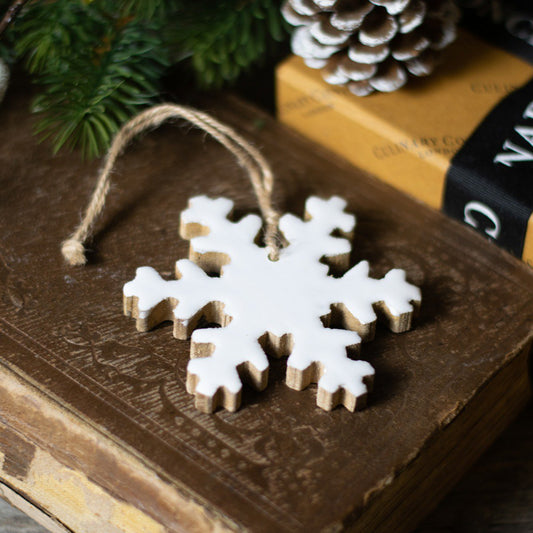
[0,361,240,533]
[0,481,70,533]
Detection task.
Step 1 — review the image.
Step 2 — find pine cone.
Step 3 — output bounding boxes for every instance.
[282,0,460,96]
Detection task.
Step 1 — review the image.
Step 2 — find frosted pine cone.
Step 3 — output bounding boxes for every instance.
[282,0,460,96]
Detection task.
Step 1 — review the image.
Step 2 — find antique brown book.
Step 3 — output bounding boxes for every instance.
[0,83,532,533]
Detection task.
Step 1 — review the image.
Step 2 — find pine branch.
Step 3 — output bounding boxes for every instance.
[13,0,106,73]
[170,0,288,87]
[117,0,183,19]
[32,15,169,158]
[0,0,30,36]
[0,0,288,158]
[0,0,25,62]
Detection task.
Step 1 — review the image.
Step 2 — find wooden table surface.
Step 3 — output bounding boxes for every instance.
[1,401,531,533]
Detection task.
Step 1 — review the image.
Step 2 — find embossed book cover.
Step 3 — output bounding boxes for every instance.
[0,84,532,533]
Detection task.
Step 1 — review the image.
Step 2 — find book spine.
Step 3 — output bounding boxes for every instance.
[443,78,533,266]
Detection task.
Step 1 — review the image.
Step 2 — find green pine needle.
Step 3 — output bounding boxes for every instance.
[0,0,288,158]
[169,0,289,88]
[31,14,169,158]
[13,0,106,74]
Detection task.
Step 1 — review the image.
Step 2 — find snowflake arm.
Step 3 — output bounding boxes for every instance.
[285,324,375,411]
[187,326,269,412]
[123,260,224,339]
[123,266,181,331]
[180,196,264,274]
[279,196,355,270]
[329,261,421,340]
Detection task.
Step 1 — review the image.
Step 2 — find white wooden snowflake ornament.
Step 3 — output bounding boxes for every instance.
[123,196,421,413]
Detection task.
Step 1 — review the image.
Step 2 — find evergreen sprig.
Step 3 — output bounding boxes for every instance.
[170,0,287,87]
[118,0,181,19]
[33,22,169,158]
[0,0,287,157]
[14,0,104,73]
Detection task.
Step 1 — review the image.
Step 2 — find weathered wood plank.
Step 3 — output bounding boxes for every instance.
[3,402,532,532]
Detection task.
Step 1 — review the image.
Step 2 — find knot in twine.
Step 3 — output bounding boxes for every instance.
[61,104,282,266]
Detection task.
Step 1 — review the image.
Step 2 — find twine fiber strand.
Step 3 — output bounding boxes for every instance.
[61,104,281,266]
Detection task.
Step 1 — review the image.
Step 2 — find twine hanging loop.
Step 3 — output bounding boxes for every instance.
[61,104,281,266]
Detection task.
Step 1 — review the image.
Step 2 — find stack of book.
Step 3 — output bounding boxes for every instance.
[277,30,533,268]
